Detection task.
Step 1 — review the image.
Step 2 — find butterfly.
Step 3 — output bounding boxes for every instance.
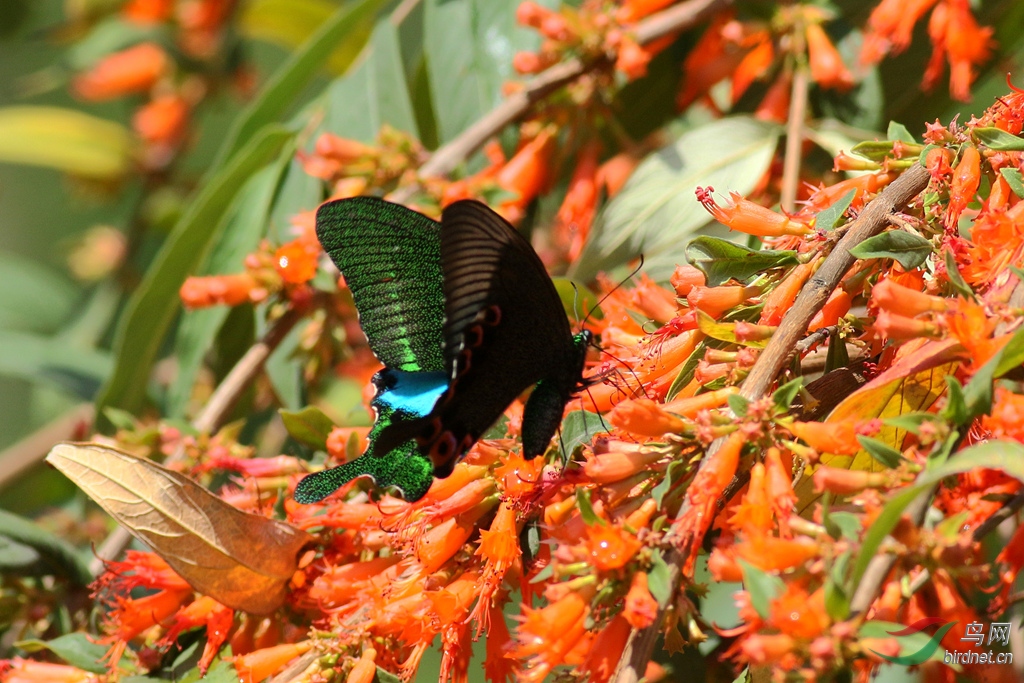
[294,197,594,504]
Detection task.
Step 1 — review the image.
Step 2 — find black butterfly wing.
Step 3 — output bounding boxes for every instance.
[372,200,579,475]
[315,197,445,373]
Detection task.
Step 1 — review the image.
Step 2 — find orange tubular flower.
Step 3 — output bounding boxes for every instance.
[133,94,189,154]
[946,145,982,228]
[805,23,854,91]
[477,500,521,578]
[769,585,829,639]
[687,284,760,319]
[606,398,686,437]
[808,287,851,331]
[415,501,494,574]
[234,641,312,683]
[789,419,863,455]
[732,36,774,103]
[697,187,811,237]
[585,524,641,571]
[180,273,261,308]
[874,310,941,341]
[496,127,556,221]
[734,536,821,573]
[515,587,593,681]
[616,36,654,81]
[74,42,169,101]
[755,71,791,123]
[583,447,664,483]
[0,659,98,683]
[554,142,600,263]
[760,262,815,326]
[945,3,995,102]
[739,633,797,666]
[580,616,631,683]
[101,588,193,665]
[160,597,234,674]
[812,466,888,494]
[123,0,174,23]
[870,277,947,317]
[671,264,706,296]
[616,0,676,23]
[623,573,659,628]
[347,649,378,683]
[673,431,746,574]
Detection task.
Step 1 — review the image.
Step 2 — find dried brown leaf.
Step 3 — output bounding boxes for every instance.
[46,442,312,614]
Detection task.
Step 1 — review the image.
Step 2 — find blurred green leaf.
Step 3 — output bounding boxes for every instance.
[552,277,602,322]
[167,158,291,418]
[263,317,305,410]
[814,189,856,231]
[280,405,335,451]
[740,559,784,619]
[212,0,384,169]
[974,127,1024,150]
[856,435,903,469]
[16,633,107,673]
[0,106,133,180]
[325,19,420,141]
[0,252,76,335]
[240,0,360,73]
[423,0,546,143]
[0,331,111,398]
[558,410,609,462]
[65,17,165,70]
[575,117,781,280]
[96,126,293,427]
[0,509,91,584]
[1000,167,1024,198]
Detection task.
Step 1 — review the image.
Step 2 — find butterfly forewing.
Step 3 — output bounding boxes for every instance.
[316,197,445,373]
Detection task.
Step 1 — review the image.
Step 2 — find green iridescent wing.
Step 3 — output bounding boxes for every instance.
[315,196,445,373]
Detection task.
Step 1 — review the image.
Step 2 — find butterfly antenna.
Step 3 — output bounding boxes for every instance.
[580,386,612,433]
[580,255,645,328]
[570,282,584,324]
[592,345,650,400]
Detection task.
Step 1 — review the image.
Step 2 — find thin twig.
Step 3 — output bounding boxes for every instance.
[397,0,732,195]
[780,64,809,212]
[611,163,930,683]
[0,403,94,490]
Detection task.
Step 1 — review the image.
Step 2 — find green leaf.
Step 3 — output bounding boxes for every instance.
[424,0,546,144]
[576,488,604,526]
[280,405,336,451]
[212,0,383,168]
[573,117,782,281]
[95,126,293,427]
[0,510,91,584]
[886,121,917,144]
[0,253,76,335]
[850,140,896,161]
[665,341,704,400]
[647,549,672,607]
[727,393,750,417]
[0,106,133,180]
[264,320,305,410]
[17,633,107,673]
[824,330,849,374]
[849,230,933,269]
[652,459,688,507]
[883,412,933,434]
[814,189,856,231]
[852,439,1024,587]
[324,19,421,142]
[827,511,862,540]
[559,410,609,462]
[773,377,804,411]
[1000,167,1024,198]
[739,559,784,619]
[240,0,359,73]
[375,666,403,683]
[939,376,968,426]
[168,158,290,418]
[855,435,903,468]
[66,17,165,70]
[0,331,111,399]
[858,621,958,667]
[974,127,1024,151]
[824,570,850,621]
[685,236,798,288]
[942,249,974,300]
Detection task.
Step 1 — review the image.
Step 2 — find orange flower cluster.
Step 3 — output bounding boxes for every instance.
[69,2,241,169]
[861,0,995,101]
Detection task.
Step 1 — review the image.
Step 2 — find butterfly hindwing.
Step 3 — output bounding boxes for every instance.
[295,199,448,503]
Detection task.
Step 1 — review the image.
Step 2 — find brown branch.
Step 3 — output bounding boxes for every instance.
[780,64,809,212]
[0,403,94,490]
[611,163,930,683]
[401,0,732,191]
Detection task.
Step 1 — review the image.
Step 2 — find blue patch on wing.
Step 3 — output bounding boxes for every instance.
[374,370,448,417]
